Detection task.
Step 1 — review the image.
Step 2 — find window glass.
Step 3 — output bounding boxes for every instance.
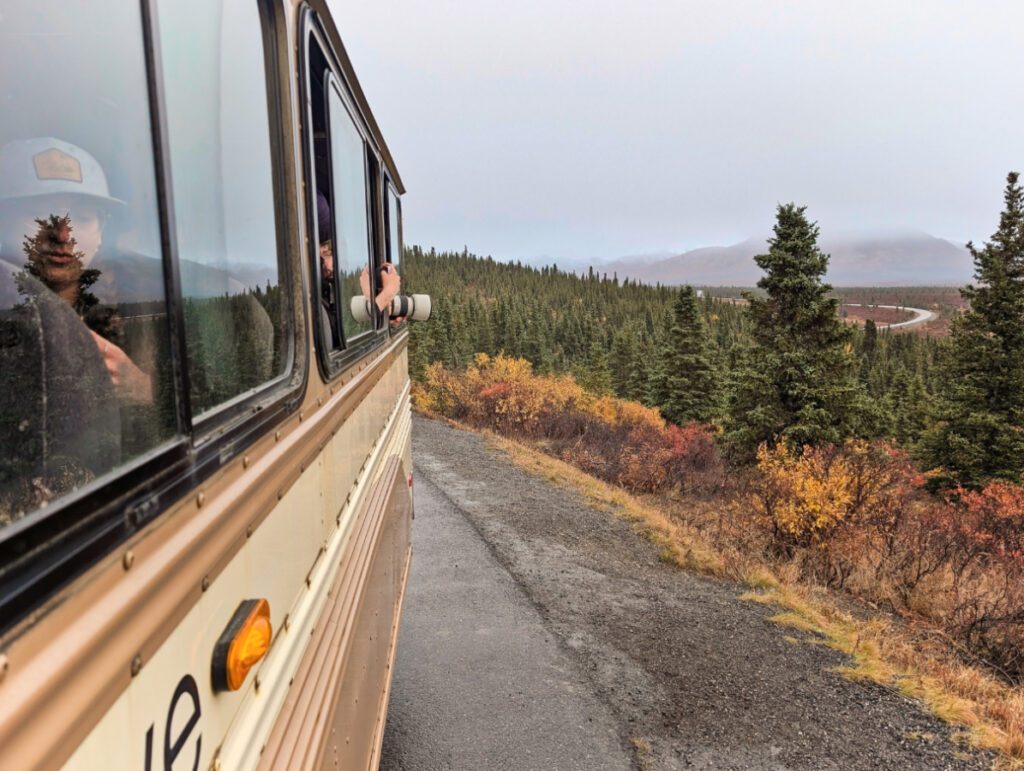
[327,85,373,342]
[387,187,402,268]
[0,1,176,528]
[156,0,287,417]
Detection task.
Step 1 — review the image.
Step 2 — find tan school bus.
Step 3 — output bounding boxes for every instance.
[0,1,424,768]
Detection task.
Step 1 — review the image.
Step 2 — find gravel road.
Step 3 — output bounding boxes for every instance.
[381,416,991,770]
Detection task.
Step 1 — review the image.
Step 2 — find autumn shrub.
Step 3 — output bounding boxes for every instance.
[415,354,588,436]
[750,438,1024,680]
[414,354,724,494]
[940,482,1024,678]
[751,440,901,552]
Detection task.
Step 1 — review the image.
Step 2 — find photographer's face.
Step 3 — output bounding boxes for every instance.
[320,241,334,281]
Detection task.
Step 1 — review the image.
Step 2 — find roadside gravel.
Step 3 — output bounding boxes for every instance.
[391,416,992,770]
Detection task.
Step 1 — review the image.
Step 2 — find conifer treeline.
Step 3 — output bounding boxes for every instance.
[407,171,1024,486]
[404,241,942,451]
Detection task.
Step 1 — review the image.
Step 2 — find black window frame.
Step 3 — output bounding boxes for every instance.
[301,14,389,381]
[383,175,406,334]
[0,0,306,642]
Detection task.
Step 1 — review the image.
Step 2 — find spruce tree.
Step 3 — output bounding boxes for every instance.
[660,286,719,424]
[919,172,1024,485]
[725,204,870,459]
[609,325,636,397]
[627,338,655,405]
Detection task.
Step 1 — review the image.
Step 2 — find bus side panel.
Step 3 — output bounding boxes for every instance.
[257,442,412,770]
[57,349,410,771]
[321,457,411,770]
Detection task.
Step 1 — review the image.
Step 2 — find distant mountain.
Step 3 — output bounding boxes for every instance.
[599,232,973,287]
[92,253,278,304]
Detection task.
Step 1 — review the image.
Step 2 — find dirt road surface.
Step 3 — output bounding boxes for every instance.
[380,417,990,770]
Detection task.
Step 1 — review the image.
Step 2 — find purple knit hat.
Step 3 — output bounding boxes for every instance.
[317,191,331,244]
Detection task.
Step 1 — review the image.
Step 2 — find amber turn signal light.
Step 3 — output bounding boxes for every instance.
[212,598,272,692]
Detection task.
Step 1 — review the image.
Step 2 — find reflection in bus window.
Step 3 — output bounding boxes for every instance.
[327,86,374,342]
[0,3,176,527]
[156,0,288,417]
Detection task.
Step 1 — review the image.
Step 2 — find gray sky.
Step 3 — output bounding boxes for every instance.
[332,0,1024,265]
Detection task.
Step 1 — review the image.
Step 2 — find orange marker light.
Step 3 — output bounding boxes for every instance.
[212,599,272,692]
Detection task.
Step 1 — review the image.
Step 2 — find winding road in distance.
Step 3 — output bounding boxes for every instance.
[716,296,937,331]
[843,303,938,330]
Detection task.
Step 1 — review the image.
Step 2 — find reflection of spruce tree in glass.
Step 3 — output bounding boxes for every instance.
[23,214,100,316]
[185,289,275,414]
[725,204,871,460]
[342,267,372,337]
[920,172,1024,486]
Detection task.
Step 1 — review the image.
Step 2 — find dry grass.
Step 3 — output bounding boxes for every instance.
[475,424,1024,768]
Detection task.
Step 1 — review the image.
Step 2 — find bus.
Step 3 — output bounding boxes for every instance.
[0,1,424,768]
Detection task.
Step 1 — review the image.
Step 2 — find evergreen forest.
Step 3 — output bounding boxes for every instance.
[407,172,1024,487]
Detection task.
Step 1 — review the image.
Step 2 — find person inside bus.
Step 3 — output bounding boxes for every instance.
[317,190,342,348]
[317,191,405,340]
[0,138,153,404]
[0,138,129,517]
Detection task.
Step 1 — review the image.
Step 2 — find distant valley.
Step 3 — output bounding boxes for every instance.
[596,232,973,287]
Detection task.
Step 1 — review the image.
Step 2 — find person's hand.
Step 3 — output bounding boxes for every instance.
[89,330,153,404]
[375,262,401,313]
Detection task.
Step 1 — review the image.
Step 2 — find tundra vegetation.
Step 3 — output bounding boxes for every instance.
[407,172,1024,762]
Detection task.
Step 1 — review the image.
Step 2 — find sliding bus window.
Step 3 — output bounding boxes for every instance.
[0,1,178,533]
[156,0,290,420]
[385,184,402,268]
[326,81,374,344]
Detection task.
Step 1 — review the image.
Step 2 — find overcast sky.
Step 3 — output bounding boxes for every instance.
[332,0,1024,265]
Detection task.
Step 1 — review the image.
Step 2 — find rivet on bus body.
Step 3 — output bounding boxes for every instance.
[0,654,9,683]
[275,430,281,441]
[243,455,251,469]
[277,490,284,501]
[246,525,254,538]
[196,491,206,508]
[212,757,222,771]
[317,397,322,407]
[254,675,261,693]
[130,654,143,677]
[202,576,211,592]
[299,411,305,422]
[122,551,135,571]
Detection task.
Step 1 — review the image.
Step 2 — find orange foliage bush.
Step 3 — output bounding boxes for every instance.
[414,354,724,494]
[752,441,907,549]
[752,439,1024,679]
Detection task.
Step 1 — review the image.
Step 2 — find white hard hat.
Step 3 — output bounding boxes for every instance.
[0,137,125,211]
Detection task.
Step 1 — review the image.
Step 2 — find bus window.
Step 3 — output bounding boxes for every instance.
[386,185,402,268]
[326,83,374,343]
[156,0,289,419]
[0,1,176,527]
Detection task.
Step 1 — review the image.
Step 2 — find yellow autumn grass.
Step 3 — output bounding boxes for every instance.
[467,421,1024,768]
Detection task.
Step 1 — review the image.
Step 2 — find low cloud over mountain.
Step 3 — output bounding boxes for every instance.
[599,232,972,287]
